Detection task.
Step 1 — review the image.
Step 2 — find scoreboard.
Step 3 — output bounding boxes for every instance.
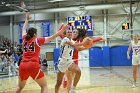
[67,16,93,36]
[122,22,129,30]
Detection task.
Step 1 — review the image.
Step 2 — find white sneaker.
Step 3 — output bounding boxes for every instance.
[132,82,137,88]
[69,88,76,93]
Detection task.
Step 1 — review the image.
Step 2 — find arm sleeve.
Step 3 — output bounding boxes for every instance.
[93,38,103,43]
[22,35,26,40]
[37,37,45,46]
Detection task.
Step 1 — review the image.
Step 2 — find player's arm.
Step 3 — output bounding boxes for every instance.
[75,46,87,51]
[44,25,69,43]
[93,37,104,43]
[127,43,132,60]
[22,12,31,37]
[65,39,89,48]
[70,37,90,47]
[0,49,7,54]
[65,39,89,51]
[136,48,140,55]
[57,23,65,39]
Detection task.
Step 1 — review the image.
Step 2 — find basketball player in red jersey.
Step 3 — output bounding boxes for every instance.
[14,13,69,93]
[72,28,104,65]
[57,25,104,92]
[66,28,104,92]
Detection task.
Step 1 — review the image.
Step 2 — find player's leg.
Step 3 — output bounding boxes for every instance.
[55,72,65,93]
[15,63,29,93]
[30,63,47,93]
[35,76,48,93]
[132,56,138,88]
[68,63,81,93]
[65,70,73,92]
[132,65,138,87]
[14,80,27,93]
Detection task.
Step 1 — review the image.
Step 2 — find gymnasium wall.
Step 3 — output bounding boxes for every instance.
[53,46,132,67]
[0,25,10,40]
[0,16,10,40]
[1,12,140,46]
[0,9,139,63]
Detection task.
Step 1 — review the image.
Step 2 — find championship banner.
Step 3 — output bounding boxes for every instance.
[41,22,51,37]
[18,23,24,44]
[18,23,28,44]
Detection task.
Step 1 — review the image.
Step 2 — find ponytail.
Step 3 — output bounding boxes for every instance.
[25,34,32,40]
[25,27,37,41]
[74,28,87,40]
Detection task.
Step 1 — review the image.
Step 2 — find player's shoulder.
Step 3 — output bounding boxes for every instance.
[63,37,70,41]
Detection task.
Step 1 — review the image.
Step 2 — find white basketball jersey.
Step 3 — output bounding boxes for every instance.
[59,37,74,60]
[131,40,140,55]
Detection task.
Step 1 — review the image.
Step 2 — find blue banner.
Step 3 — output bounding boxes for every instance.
[18,23,24,44]
[18,23,28,44]
[41,22,51,37]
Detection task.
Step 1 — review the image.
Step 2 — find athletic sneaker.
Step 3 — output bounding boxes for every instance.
[69,88,76,93]
[132,82,137,88]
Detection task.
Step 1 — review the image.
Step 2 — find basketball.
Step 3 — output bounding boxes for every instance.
[83,37,93,48]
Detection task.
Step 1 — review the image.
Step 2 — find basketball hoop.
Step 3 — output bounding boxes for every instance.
[72,6,88,16]
[124,7,137,13]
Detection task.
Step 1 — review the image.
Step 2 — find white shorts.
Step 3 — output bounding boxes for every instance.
[58,58,73,72]
[132,55,140,65]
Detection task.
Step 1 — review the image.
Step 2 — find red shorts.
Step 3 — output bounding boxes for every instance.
[19,62,44,81]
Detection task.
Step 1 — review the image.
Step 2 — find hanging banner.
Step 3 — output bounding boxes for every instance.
[41,22,51,37]
[18,23,24,44]
[18,23,28,44]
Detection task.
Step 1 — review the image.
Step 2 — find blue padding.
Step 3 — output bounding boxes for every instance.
[19,39,22,44]
[102,46,110,66]
[89,47,103,67]
[110,46,132,66]
[53,48,60,64]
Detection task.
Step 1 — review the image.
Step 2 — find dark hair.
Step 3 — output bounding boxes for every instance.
[74,28,87,40]
[25,27,37,40]
[63,30,67,35]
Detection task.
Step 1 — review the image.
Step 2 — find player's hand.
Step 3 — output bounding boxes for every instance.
[101,36,107,41]
[58,24,69,35]
[83,37,91,44]
[26,12,31,20]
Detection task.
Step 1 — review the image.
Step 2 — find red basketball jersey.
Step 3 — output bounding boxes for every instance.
[21,35,45,63]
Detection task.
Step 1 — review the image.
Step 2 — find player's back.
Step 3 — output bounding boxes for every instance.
[22,37,42,63]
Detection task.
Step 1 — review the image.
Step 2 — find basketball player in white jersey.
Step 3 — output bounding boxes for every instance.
[127,34,140,88]
[55,30,90,93]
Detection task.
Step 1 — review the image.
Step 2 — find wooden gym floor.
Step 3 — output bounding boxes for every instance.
[0,66,140,93]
